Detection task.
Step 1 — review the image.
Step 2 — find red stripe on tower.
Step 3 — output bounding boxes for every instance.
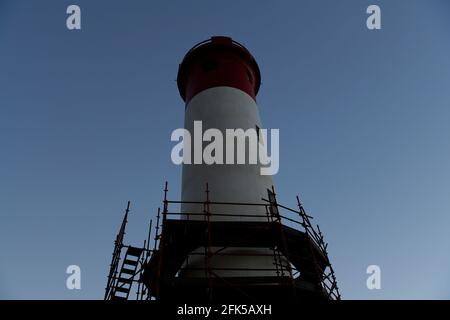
[177,36,261,104]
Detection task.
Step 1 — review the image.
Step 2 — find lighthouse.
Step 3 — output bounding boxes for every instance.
[105,36,340,302]
[176,36,281,278]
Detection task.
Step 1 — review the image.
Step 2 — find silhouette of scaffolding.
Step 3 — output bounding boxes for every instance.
[104,182,341,301]
[104,202,152,300]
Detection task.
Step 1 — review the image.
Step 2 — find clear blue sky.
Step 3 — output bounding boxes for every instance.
[1,0,450,299]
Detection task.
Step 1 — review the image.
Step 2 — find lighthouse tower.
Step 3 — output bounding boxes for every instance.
[105,36,340,303]
[177,36,279,278]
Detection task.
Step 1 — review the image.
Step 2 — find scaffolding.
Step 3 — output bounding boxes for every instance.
[104,182,341,301]
[104,202,152,300]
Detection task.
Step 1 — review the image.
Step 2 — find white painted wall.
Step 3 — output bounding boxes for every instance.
[180,86,286,278]
[181,86,273,220]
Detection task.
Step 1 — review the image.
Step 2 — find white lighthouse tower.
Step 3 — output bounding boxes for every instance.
[177,36,281,278]
[105,36,341,302]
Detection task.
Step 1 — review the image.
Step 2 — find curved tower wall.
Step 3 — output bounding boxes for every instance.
[177,36,281,278]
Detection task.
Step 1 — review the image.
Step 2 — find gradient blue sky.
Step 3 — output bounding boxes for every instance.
[1,0,450,299]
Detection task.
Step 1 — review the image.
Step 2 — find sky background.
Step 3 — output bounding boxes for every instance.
[1,0,450,299]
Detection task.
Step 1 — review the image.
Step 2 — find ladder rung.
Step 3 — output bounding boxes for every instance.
[111,296,127,300]
[123,259,138,266]
[121,268,135,275]
[117,277,133,284]
[114,287,130,294]
[127,246,143,257]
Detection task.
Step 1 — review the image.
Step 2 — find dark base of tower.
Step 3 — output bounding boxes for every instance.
[156,276,328,303]
[141,218,337,302]
[105,189,341,301]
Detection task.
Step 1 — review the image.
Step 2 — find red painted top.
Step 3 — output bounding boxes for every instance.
[177,36,261,104]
